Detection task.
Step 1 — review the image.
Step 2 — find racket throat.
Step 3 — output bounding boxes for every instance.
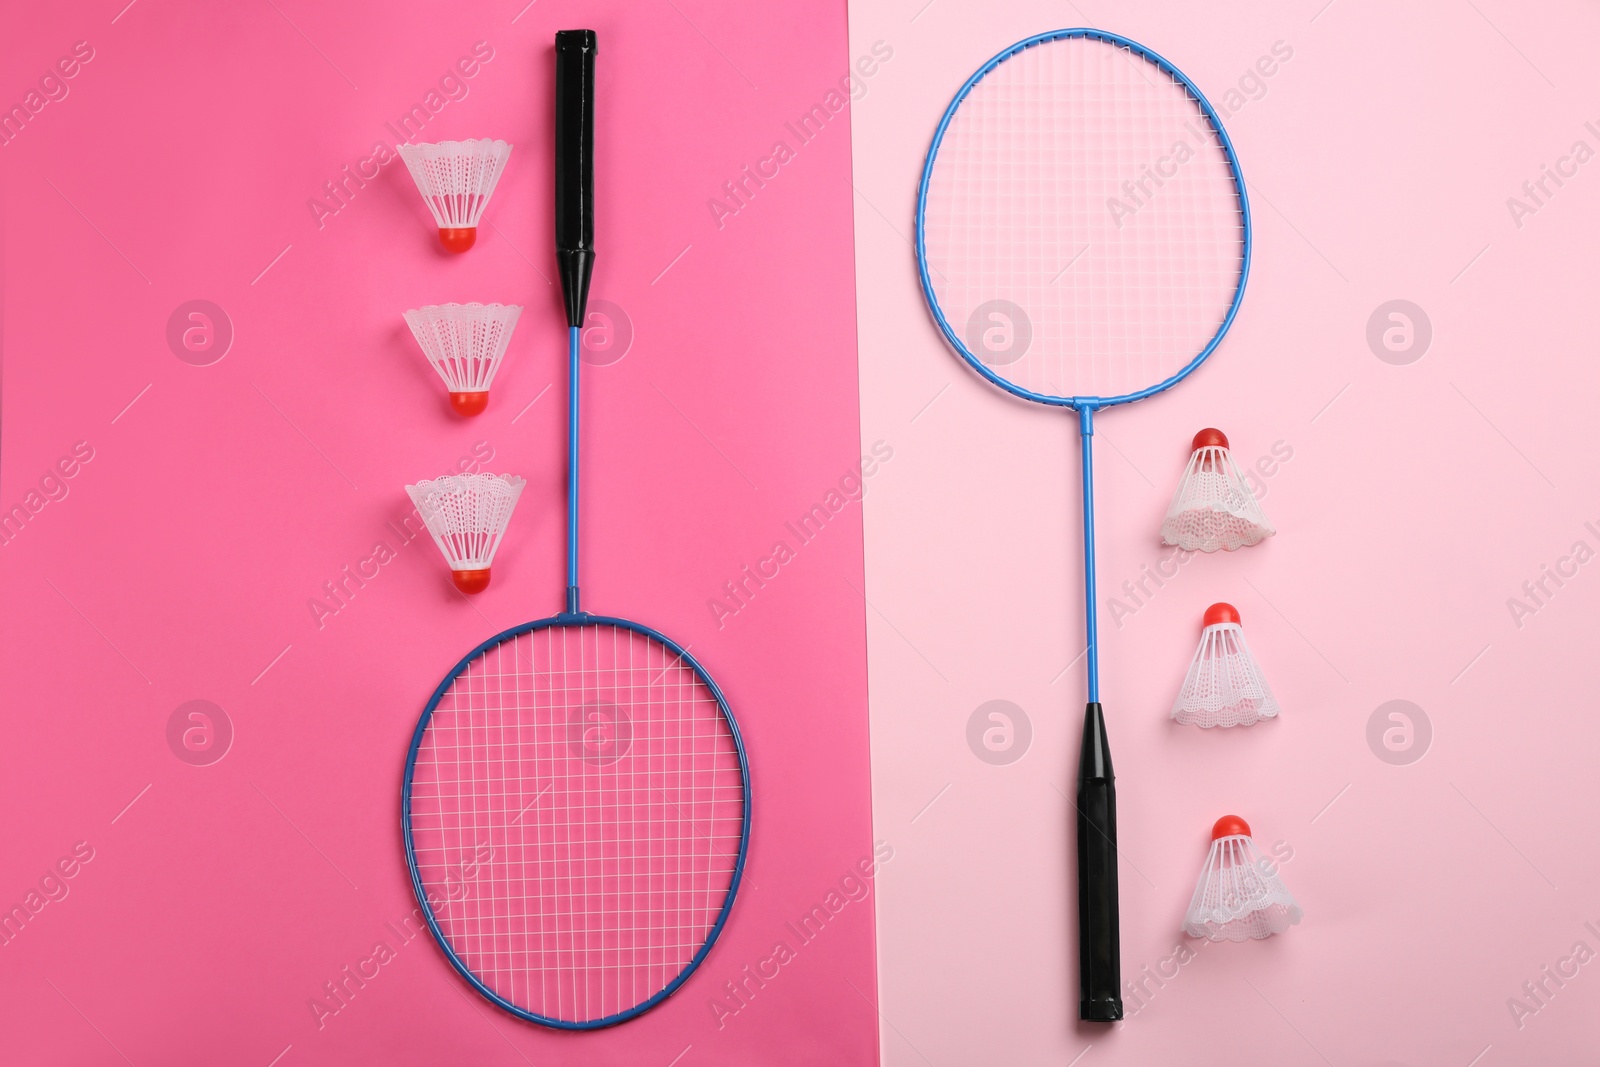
[557,249,595,329]
[1077,405,1102,703]
[566,324,582,614]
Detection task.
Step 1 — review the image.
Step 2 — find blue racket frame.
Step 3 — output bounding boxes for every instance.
[401,326,752,1031]
[913,27,1252,704]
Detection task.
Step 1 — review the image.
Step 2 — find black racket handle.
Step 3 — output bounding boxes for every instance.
[1077,701,1123,1021]
[554,29,597,328]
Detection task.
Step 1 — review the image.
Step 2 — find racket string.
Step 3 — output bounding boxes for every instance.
[924,36,1246,401]
[409,622,744,1023]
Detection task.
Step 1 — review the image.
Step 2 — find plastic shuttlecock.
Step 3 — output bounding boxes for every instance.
[1171,603,1280,728]
[406,473,525,594]
[404,302,523,416]
[397,139,512,253]
[1160,429,1275,552]
[1183,815,1302,942]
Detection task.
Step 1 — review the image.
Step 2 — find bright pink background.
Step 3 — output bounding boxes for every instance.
[850,1,1600,1065]
[0,2,879,1065]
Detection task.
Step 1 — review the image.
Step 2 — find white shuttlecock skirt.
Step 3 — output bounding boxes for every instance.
[1160,445,1274,552]
[406,473,525,571]
[404,302,523,395]
[1183,834,1301,942]
[1172,621,1279,728]
[397,139,513,229]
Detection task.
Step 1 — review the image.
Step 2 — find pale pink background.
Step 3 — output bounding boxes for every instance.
[850,1,1600,1065]
[0,2,879,1065]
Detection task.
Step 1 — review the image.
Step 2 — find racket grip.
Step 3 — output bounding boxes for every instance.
[1077,701,1123,1021]
[554,29,597,328]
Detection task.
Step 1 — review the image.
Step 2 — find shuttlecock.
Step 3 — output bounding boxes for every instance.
[397,139,513,253]
[1183,815,1301,942]
[405,473,525,594]
[1160,429,1274,552]
[404,302,523,417]
[1171,603,1280,728]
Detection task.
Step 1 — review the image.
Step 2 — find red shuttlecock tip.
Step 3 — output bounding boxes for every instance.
[1203,602,1241,628]
[439,227,477,253]
[451,568,491,594]
[449,391,489,417]
[1191,427,1230,451]
[1212,814,1252,840]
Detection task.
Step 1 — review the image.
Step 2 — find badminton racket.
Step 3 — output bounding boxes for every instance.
[915,29,1250,1021]
[402,30,751,1030]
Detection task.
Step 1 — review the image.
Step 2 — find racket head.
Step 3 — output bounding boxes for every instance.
[402,613,750,1030]
[915,29,1251,410]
